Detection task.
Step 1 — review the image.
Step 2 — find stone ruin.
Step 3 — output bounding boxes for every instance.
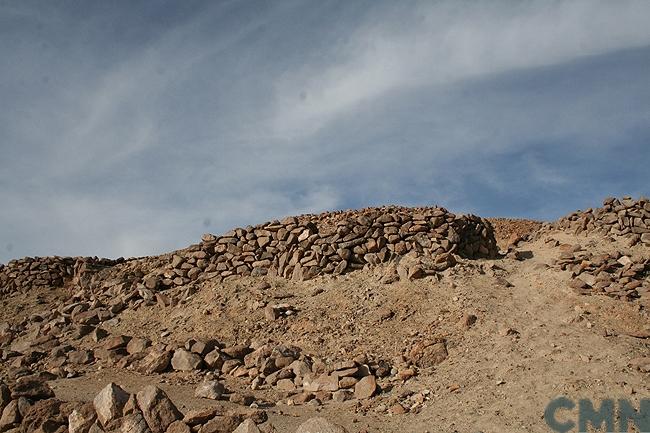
[0,257,129,296]
[557,196,650,245]
[555,247,650,302]
[161,205,498,287]
[0,205,498,295]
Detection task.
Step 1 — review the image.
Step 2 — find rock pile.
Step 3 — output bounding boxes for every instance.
[555,247,650,301]
[161,206,497,286]
[0,256,133,296]
[0,378,278,433]
[557,196,650,244]
[0,375,59,433]
[1,375,353,433]
[0,256,75,295]
[3,297,443,410]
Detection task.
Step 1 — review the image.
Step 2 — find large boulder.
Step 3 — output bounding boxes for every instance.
[93,383,130,426]
[68,403,97,433]
[135,386,182,433]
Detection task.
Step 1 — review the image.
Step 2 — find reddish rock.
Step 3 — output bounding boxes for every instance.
[10,377,55,400]
[136,386,182,433]
[171,349,202,371]
[165,420,190,433]
[353,376,377,400]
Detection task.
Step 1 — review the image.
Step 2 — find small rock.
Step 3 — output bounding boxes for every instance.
[182,407,221,426]
[229,394,254,406]
[165,420,190,433]
[331,390,352,403]
[203,350,224,370]
[103,335,131,351]
[337,377,358,389]
[569,279,589,290]
[264,306,279,321]
[353,376,377,400]
[194,382,225,400]
[200,414,242,433]
[127,338,151,355]
[0,400,21,431]
[232,419,261,433]
[275,379,296,392]
[499,326,520,337]
[140,350,172,374]
[121,412,152,433]
[408,339,448,367]
[171,349,202,371]
[460,313,477,329]
[68,350,95,365]
[144,276,160,290]
[17,398,67,433]
[0,384,10,413]
[92,328,108,342]
[294,417,347,433]
[618,256,633,266]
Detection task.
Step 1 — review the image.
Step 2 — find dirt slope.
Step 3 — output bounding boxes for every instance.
[1,209,649,433]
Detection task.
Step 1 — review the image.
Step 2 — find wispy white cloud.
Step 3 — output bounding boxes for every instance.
[1,0,649,262]
[271,0,650,138]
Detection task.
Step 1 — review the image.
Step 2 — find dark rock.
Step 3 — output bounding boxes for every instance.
[10,377,54,400]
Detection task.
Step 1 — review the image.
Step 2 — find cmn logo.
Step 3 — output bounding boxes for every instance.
[545,397,650,432]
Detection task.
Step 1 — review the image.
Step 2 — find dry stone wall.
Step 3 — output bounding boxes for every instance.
[162,206,498,287]
[0,257,127,296]
[0,257,75,295]
[556,248,650,302]
[1,206,498,295]
[557,196,650,245]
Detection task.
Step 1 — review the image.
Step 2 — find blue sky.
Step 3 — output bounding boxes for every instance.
[1,0,649,262]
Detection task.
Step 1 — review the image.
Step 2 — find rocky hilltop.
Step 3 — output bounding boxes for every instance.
[557,195,650,243]
[1,205,497,296]
[1,197,649,433]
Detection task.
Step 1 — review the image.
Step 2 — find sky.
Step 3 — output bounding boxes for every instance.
[1,0,649,263]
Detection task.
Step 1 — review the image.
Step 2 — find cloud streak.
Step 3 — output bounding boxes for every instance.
[271,0,650,137]
[1,0,649,263]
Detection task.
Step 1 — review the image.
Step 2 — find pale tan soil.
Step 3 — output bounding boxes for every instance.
[486,218,545,249]
[3,226,650,433]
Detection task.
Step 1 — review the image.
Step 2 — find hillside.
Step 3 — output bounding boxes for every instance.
[1,196,649,433]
